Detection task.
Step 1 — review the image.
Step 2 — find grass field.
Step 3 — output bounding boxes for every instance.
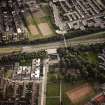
[46,81,60,105]
[46,98,59,105]
[47,82,60,96]
[4,70,13,79]
[0,47,22,55]
[80,52,98,64]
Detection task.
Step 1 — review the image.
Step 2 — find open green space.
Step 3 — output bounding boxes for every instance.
[46,70,96,105]
[20,59,32,66]
[0,47,21,55]
[47,82,60,96]
[80,52,98,64]
[46,98,59,105]
[4,70,13,79]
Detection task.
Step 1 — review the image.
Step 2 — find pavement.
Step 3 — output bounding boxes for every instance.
[40,59,49,105]
[21,38,105,53]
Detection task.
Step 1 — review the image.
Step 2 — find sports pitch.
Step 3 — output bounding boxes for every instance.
[66,83,95,104]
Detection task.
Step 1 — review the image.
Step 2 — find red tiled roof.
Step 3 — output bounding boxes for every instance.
[95,95,105,103]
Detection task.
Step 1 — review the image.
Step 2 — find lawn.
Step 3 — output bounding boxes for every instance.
[4,70,13,79]
[46,80,60,105]
[46,98,59,105]
[80,52,98,64]
[47,82,60,96]
[20,59,32,66]
[0,47,21,55]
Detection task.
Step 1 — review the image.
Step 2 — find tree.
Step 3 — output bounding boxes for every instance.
[57,44,105,83]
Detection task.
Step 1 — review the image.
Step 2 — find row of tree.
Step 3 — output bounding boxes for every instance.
[1,28,105,46]
[0,50,48,65]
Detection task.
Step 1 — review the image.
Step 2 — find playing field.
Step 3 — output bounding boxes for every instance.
[66,83,94,104]
[38,23,53,36]
[28,25,39,35]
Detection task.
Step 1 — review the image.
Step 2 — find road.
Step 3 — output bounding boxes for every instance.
[40,59,49,105]
[32,81,37,105]
[0,33,105,54]
[21,38,105,53]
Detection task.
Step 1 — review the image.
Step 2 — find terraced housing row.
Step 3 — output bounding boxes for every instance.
[50,0,105,32]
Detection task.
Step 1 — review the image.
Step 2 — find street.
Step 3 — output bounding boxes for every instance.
[22,38,105,53]
[40,59,49,105]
